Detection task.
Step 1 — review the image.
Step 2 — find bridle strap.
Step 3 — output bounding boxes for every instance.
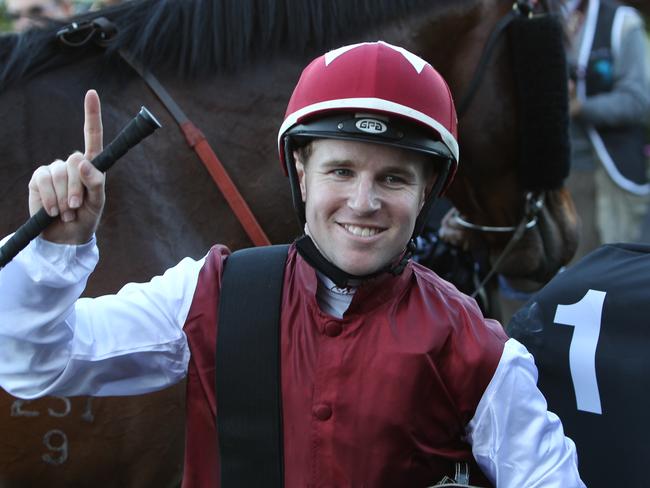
[452,0,548,297]
[453,212,539,232]
[57,18,271,247]
[469,208,532,299]
[118,50,271,247]
[457,0,538,117]
[452,193,544,233]
[452,192,545,299]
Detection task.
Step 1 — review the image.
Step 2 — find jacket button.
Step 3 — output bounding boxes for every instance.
[324,321,343,337]
[313,404,332,421]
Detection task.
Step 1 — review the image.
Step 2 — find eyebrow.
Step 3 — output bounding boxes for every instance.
[382,165,419,177]
[318,159,421,178]
[318,159,353,168]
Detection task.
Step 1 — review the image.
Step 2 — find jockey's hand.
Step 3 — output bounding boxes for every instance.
[28,90,105,245]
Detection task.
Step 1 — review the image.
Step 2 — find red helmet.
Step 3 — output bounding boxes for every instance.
[278,41,459,230]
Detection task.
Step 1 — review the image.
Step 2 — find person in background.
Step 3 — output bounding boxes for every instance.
[564,0,650,248]
[5,0,73,31]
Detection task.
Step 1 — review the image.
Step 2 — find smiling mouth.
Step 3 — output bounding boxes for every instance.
[341,223,386,237]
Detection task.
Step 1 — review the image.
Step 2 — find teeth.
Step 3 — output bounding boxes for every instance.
[343,224,381,237]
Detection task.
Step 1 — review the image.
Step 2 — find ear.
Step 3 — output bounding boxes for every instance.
[419,173,439,211]
[293,151,307,203]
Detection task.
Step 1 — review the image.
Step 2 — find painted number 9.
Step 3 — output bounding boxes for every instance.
[42,429,69,465]
[554,289,606,415]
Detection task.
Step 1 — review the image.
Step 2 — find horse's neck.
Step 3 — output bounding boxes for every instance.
[360,0,484,66]
[364,0,506,103]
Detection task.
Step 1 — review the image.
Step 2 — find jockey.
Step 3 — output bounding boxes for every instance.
[0,41,585,487]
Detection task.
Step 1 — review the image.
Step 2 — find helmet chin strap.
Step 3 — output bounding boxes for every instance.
[295,233,416,289]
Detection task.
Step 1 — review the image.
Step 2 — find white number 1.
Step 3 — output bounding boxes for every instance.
[553,289,606,415]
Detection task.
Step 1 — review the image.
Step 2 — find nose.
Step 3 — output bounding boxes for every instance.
[348,176,380,214]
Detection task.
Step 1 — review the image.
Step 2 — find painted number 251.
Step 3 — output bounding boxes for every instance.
[554,289,606,415]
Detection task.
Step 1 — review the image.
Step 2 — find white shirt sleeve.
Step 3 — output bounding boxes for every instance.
[0,235,202,399]
[466,338,586,487]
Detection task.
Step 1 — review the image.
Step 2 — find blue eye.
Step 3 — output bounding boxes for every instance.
[384,175,405,185]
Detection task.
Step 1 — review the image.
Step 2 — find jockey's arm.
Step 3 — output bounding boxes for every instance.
[467,339,586,487]
[0,234,197,399]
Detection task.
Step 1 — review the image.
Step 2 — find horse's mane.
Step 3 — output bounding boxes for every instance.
[0,0,443,89]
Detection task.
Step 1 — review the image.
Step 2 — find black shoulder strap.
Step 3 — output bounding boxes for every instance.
[216,244,290,487]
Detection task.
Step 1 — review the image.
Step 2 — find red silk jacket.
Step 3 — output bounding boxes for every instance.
[181,244,507,487]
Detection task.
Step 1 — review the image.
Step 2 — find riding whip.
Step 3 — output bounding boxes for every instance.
[0,106,162,269]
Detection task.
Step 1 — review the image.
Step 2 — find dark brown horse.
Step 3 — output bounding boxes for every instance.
[0,0,578,485]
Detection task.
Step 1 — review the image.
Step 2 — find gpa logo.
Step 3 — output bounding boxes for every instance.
[355,118,387,134]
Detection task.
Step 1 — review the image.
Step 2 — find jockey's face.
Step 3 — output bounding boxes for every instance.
[294,138,435,277]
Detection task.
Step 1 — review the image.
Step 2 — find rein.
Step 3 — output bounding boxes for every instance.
[455,193,545,299]
[457,0,539,116]
[57,19,272,247]
[452,0,551,298]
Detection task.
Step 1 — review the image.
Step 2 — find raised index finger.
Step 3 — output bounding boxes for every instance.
[84,89,103,161]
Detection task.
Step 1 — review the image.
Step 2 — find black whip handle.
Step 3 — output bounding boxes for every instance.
[0,106,162,269]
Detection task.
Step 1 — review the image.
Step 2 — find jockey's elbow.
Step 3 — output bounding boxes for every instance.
[0,341,73,399]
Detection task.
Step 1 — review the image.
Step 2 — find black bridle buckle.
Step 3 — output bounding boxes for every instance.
[56,16,117,48]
